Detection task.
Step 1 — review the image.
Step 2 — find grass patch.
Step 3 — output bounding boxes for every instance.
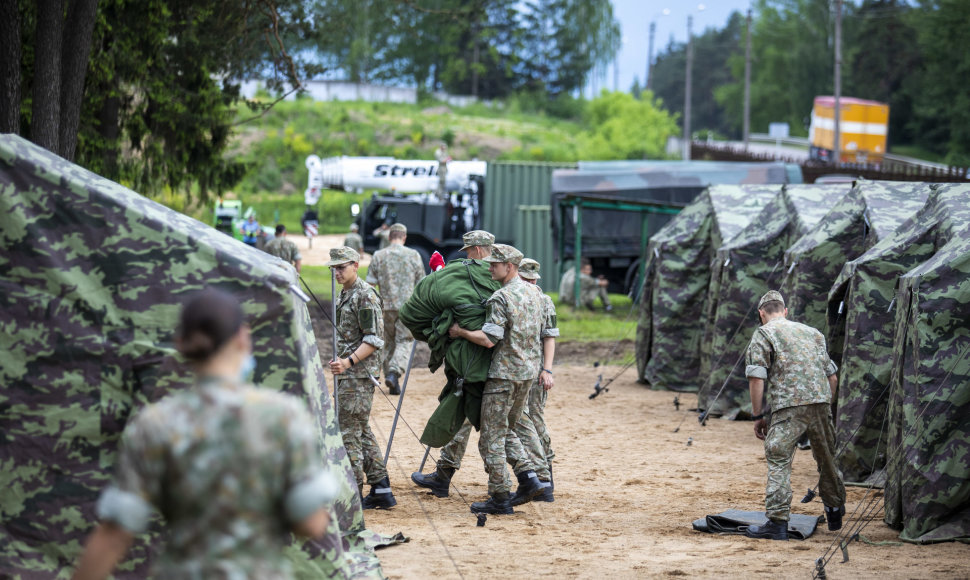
[224,189,363,235]
[550,292,638,343]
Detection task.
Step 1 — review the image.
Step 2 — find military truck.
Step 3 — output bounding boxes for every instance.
[352,175,486,270]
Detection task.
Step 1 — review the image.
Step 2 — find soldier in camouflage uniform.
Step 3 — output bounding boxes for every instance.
[366,223,425,395]
[325,247,396,510]
[73,289,337,578]
[559,259,612,311]
[344,223,363,254]
[448,244,550,514]
[264,224,303,273]
[743,290,846,541]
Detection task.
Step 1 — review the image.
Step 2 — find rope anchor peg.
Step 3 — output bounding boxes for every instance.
[801,487,817,503]
[588,362,608,399]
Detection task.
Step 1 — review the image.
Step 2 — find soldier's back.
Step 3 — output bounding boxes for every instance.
[371,244,424,310]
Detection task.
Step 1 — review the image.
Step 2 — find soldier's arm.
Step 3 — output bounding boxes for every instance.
[72,522,134,580]
[745,331,771,439]
[449,296,504,348]
[284,399,337,539]
[365,256,379,287]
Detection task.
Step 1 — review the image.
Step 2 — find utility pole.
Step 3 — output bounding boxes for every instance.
[743,9,752,150]
[683,15,693,160]
[647,21,656,91]
[833,0,843,165]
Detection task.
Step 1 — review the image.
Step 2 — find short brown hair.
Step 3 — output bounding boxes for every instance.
[388,230,406,241]
[759,300,785,315]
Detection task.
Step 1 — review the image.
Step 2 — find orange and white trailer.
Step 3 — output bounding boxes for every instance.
[808,96,889,163]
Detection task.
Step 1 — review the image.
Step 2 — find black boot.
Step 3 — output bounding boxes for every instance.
[361,477,397,509]
[825,505,845,531]
[411,466,454,498]
[470,492,513,515]
[509,470,550,507]
[534,467,554,503]
[386,373,401,395]
[744,519,789,541]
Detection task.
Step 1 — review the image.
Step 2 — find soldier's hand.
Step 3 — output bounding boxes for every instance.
[448,323,462,338]
[329,358,348,375]
[540,371,555,391]
[753,418,767,440]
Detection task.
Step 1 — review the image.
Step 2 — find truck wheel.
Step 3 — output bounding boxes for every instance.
[445,249,465,263]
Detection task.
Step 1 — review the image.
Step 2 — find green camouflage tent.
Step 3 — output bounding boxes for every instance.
[698,184,849,418]
[635,185,780,391]
[781,180,930,341]
[829,183,966,485]
[885,204,970,544]
[0,135,385,577]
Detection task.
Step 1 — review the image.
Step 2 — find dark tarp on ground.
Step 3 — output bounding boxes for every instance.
[0,135,386,578]
[827,183,953,484]
[697,184,849,418]
[691,509,822,540]
[882,185,970,544]
[635,185,780,391]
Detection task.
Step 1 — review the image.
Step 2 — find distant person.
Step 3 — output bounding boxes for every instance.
[435,144,450,200]
[241,215,261,248]
[344,223,363,254]
[325,247,397,509]
[559,259,612,311]
[743,290,846,541]
[264,224,302,273]
[372,222,391,250]
[72,289,336,579]
[366,224,425,395]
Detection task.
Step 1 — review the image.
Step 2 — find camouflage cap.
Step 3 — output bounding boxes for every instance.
[483,244,523,265]
[460,230,495,251]
[758,290,785,310]
[389,223,407,234]
[324,246,360,266]
[349,223,359,232]
[519,258,541,279]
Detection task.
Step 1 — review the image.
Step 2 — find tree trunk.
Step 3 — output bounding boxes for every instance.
[0,0,21,134]
[59,0,100,161]
[32,0,65,153]
[98,94,120,176]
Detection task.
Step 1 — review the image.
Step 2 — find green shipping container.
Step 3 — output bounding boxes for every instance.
[483,161,576,243]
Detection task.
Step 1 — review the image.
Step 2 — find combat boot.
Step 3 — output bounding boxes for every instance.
[411,466,454,498]
[470,492,513,515]
[534,467,554,503]
[744,519,789,541]
[361,477,397,509]
[509,470,549,506]
[386,373,401,395]
[825,504,845,531]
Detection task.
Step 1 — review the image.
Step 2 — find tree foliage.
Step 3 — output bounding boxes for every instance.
[577,91,679,160]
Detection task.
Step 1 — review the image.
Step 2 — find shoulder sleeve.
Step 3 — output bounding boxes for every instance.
[96,407,164,533]
[541,295,559,338]
[482,293,508,343]
[358,288,384,348]
[283,397,338,524]
[816,329,838,376]
[745,329,771,379]
[365,255,379,285]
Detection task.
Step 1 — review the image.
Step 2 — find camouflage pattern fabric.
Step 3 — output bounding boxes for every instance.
[636,185,779,391]
[101,377,337,577]
[337,378,389,488]
[344,232,363,253]
[334,277,384,379]
[698,184,845,419]
[515,383,553,478]
[0,135,386,578]
[264,236,302,266]
[745,318,838,412]
[438,421,473,470]
[381,310,414,378]
[366,243,425,311]
[885,231,970,544]
[558,268,610,308]
[827,183,955,483]
[479,378,535,495]
[483,277,546,381]
[763,404,845,523]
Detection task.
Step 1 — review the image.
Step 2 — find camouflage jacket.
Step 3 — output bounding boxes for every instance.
[264,237,302,265]
[343,232,363,253]
[483,277,547,380]
[335,276,384,378]
[366,243,425,310]
[540,292,560,339]
[96,377,337,578]
[745,318,838,412]
[558,268,599,302]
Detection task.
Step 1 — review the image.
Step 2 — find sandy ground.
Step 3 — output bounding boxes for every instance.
[349,354,969,579]
[296,233,371,267]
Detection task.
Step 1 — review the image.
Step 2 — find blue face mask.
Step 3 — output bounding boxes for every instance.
[240,354,257,382]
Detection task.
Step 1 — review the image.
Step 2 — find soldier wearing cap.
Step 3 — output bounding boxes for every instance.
[411,229,497,497]
[366,223,425,395]
[447,244,551,514]
[510,258,558,505]
[264,224,302,273]
[743,290,845,541]
[344,223,363,254]
[325,246,397,509]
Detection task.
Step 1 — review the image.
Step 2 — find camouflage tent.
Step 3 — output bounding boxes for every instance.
[697,184,850,418]
[884,220,970,544]
[829,183,964,485]
[0,135,384,577]
[635,185,780,391]
[781,180,931,340]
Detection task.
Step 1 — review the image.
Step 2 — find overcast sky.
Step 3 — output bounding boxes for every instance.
[590,0,753,96]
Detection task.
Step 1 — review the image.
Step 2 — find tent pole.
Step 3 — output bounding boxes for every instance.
[573,203,583,307]
[384,341,417,465]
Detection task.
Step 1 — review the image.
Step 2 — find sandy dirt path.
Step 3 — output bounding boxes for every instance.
[352,359,969,579]
[294,233,371,267]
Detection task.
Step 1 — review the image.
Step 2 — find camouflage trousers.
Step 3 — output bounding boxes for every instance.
[516,379,554,469]
[438,421,473,470]
[382,310,414,377]
[478,377,538,495]
[576,288,610,309]
[337,377,388,488]
[764,403,846,522]
[438,406,550,480]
